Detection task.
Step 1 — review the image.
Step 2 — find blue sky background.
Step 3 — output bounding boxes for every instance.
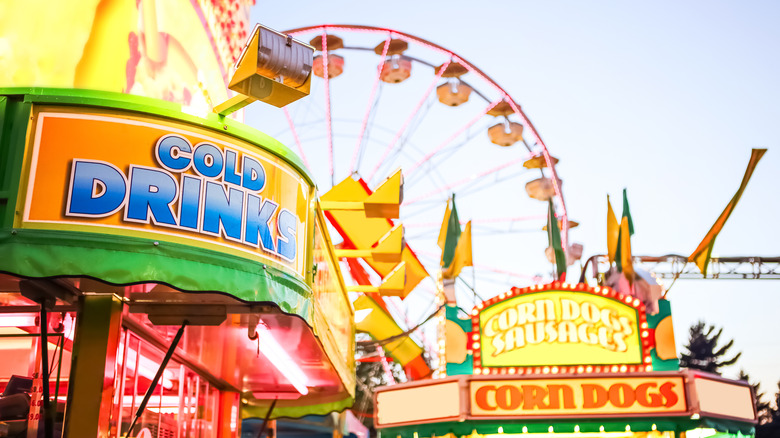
[248,1,780,397]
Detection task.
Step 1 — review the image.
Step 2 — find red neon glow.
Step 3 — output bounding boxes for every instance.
[117,343,174,390]
[367,58,452,183]
[350,34,393,173]
[0,315,36,327]
[254,320,309,395]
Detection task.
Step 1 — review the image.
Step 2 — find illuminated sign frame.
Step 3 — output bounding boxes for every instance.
[470,282,652,375]
[469,374,688,418]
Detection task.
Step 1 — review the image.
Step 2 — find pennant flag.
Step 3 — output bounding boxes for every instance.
[443,220,473,279]
[607,195,619,264]
[615,189,634,281]
[547,200,567,280]
[439,195,461,269]
[437,198,452,251]
[689,149,767,276]
[622,187,634,236]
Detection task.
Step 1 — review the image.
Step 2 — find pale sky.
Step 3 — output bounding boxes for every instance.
[247,1,780,398]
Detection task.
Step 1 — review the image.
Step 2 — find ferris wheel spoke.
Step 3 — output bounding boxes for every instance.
[454,169,531,199]
[404,100,500,180]
[366,59,452,183]
[372,97,437,182]
[351,34,392,173]
[405,155,530,205]
[283,108,311,170]
[354,85,385,174]
[399,116,485,190]
[320,31,336,187]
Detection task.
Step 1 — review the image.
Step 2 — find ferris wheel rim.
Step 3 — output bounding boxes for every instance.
[282,23,571,251]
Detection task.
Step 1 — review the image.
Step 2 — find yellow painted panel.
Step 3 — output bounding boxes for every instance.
[322,177,428,298]
[354,295,423,366]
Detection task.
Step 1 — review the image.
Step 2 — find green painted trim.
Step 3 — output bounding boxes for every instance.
[241,396,354,420]
[0,228,313,320]
[0,95,31,229]
[0,87,316,187]
[377,416,748,438]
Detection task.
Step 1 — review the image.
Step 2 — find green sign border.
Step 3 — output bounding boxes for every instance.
[0,88,316,319]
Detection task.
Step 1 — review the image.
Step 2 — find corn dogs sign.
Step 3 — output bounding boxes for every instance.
[470,376,687,417]
[20,109,311,277]
[472,283,650,371]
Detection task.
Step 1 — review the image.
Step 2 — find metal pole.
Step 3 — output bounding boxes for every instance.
[124,321,188,438]
[39,303,53,438]
[256,398,278,438]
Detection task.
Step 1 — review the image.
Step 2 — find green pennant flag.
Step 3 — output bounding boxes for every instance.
[547,200,567,280]
[440,195,461,269]
[615,188,634,280]
[621,188,634,236]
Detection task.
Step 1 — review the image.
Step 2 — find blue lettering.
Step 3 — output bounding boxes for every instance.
[224,149,242,186]
[244,194,278,253]
[156,135,192,171]
[192,143,223,178]
[125,167,178,226]
[202,181,244,240]
[67,160,127,217]
[242,156,265,192]
[179,175,201,230]
[276,209,297,261]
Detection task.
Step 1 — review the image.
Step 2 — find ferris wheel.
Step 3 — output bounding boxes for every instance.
[246,24,575,309]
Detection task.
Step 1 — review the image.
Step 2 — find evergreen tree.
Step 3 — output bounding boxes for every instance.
[756,381,780,438]
[679,320,741,374]
[739,370,772,424]
[353,343,406,431]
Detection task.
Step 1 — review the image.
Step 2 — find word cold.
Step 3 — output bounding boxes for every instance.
[66,134,298,261]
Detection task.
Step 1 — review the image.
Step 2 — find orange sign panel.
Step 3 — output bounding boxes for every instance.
[19,109,311,277]
[470,376,687,417]
[474,287,647,369]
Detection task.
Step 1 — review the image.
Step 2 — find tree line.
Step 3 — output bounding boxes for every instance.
[680,321,780,436]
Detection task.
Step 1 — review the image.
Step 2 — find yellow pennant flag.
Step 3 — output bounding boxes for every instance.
[607,195,619,264]
[443,220,472,279]
[689,149,767,276]
[437,199,452,251]
[619,216,634,281]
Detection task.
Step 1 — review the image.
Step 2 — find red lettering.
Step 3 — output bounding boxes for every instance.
[582,384,608,409]
[608,383,635,408]
[636,382,662,407]
[547,385,576,409]
[496,385,522,410]
[475,385,498,411]
[521,385,549,410]
[659,381,678,407]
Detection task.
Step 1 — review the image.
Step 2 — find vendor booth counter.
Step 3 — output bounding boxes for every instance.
[0,88,355,437]
[374,370,756,438]
[374,282,757,438]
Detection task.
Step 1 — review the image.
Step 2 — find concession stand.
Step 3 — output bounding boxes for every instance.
[0,88,355,437]
[374,282,757,438]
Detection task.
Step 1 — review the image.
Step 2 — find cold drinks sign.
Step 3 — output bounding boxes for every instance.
[20,110,311,277]
[472,283,651,372]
